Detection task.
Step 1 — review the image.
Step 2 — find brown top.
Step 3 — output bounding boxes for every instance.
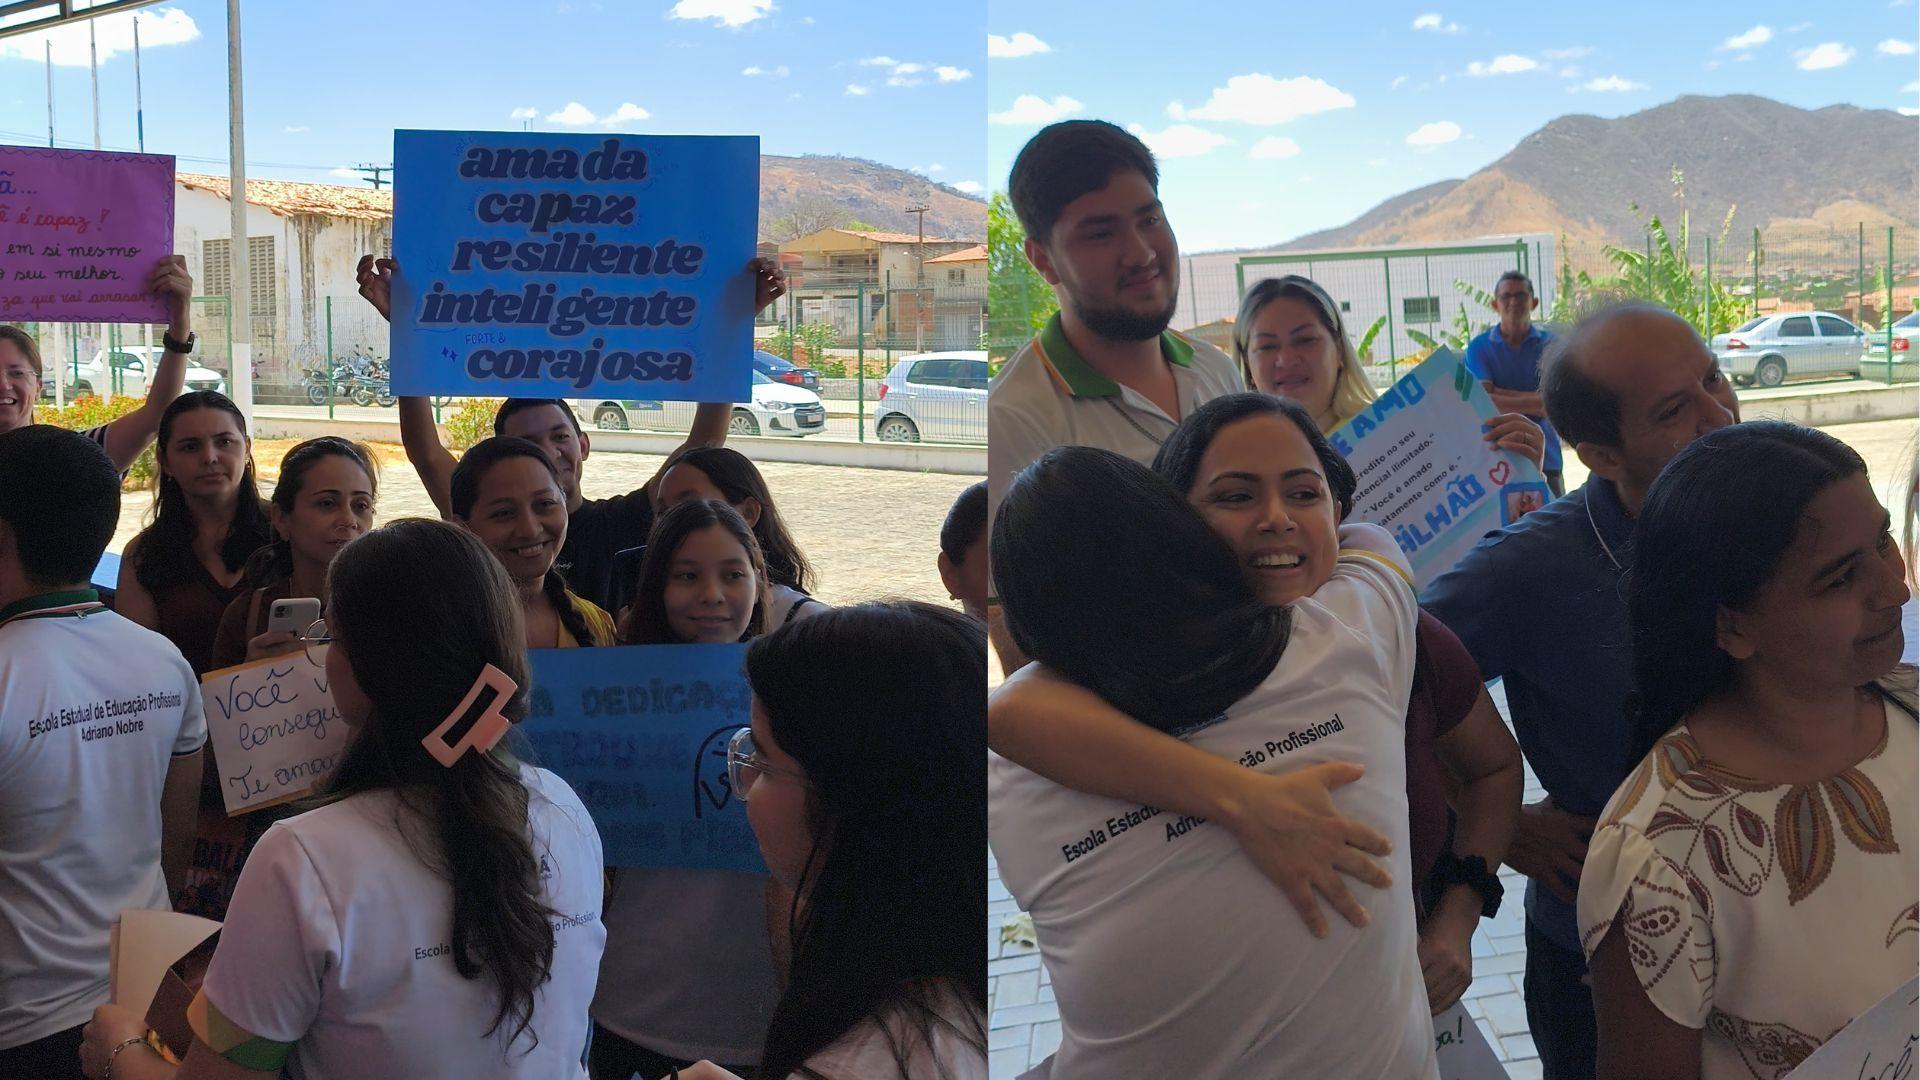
[155,560,251,676]
[209,578,295,672]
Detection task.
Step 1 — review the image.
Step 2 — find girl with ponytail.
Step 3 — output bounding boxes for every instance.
[451,436,616,649]
[78,519,608,1079]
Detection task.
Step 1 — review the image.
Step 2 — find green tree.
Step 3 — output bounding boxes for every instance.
[1598,171,1742,336]
[988,191,1058,356]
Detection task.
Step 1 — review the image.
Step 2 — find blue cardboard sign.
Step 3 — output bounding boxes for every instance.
[519,644,763,873]
[389,130,758,402]
[1328,347,1549,587]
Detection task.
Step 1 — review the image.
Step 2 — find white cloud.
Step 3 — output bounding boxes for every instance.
[284,125,310,133]
[891,62,926,75]
[601,103,651,126]
[667,0,774,28]
[510,107,538,120]
[328,168,362,180]
[860,55,899,66]
[923,163,945,173]
[1560,66,1581,78]
[1248,136,1302,159]
[1467,54,1541,76]
[1705,59,1723,70]
[887,74,924,87]
[1168,73,1355,125]
[1412,13,1461,32]
[936,66,971,82]
[1582,75,1647,92]
[742,64,791,76]
[1125,123,1230,158]
[1877,39,1917,55]
[1902,106,1920,115]
[1367,157,1390,167]
[989,93,1083,125]
[0,6,199,66]
[1905,79,1920,91]
[1390,74,1408,89]
[953,181,985,194]
[987,32,1051,58]
[1787,21,1812,31]
[1543,46,1594,59]
[547,102,597,125]
[1795,43,1855,69]
[1721,25,1772,50]
[844,84,870,97]
[1406,120,1462,147]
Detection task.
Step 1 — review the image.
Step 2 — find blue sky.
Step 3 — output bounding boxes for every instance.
[987,1,1920,251]
[0,0,986,196]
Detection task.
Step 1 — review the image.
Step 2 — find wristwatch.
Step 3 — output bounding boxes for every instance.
[1433,851,1505,918]
[162,330,196,354]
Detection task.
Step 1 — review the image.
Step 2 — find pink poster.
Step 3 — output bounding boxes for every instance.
[0,144,175,324]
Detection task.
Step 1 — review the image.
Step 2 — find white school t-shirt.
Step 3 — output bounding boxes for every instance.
[988,531,1436,1080]
[0,605,206,1049]
[198,764,606,1080]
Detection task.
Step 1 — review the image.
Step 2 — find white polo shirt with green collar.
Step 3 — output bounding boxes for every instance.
[988,312,1244,517]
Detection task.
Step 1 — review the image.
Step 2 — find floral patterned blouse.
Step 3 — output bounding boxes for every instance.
[1578,674,1918,1079]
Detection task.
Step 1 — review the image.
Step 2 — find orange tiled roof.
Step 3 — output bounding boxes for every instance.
[177,172,393,221]
[927,244,987,263]
[838,228,981,245]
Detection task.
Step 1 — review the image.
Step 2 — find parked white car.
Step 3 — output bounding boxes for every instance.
[71,346,227,399]
[574,371,826,437]
[1709,311,1867,387]
[874,351,988,445]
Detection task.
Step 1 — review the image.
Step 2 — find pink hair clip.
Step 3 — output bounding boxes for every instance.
[422,663,517,767]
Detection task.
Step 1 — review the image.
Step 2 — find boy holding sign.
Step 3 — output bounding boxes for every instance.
[354,253,786,613]
[0,427,204,1078]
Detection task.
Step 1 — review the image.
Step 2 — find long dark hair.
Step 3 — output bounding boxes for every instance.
[618,498,767,644]
[992,445,1291,733]
[668,446,813,593]
[321,519,555,1051]
[748,602,987,1080]
[450,436,594,648]
[135,390,272,591]
[245,436,379,584]
[1153,392,1358,517]
[1627,421,1908,764]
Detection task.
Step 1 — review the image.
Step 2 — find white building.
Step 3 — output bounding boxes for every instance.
[173,173,393,393]
[1173,233,1558,366]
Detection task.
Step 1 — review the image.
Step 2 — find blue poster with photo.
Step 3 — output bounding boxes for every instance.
[518,643,764,873]
[389,129,758,402]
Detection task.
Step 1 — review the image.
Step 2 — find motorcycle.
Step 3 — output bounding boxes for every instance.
[300,364,354,405]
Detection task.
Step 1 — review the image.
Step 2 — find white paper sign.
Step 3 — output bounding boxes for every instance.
[1432,1002,1509,1079]
[1327,347,1550,588]
[109,909,219,1017]
[1788,977,1918,1078]
[200,648,346,815]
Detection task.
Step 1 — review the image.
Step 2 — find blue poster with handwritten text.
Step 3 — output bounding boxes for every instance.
[519,644,762,873]
[389,129,757,402]
[1328,347,1548,588]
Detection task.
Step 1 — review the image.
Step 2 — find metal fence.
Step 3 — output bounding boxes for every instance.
[990,222,1919,387]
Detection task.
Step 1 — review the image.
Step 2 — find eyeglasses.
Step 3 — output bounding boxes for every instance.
[725,726,809,802]
[301,618,332,667]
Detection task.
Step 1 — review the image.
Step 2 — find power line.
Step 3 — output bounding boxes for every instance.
[0,125,366,174]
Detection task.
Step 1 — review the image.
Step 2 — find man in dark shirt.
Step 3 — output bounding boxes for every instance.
[354,254,788,612]
[1422,302,1741,1080]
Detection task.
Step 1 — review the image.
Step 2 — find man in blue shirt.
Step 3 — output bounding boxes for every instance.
[1467,271,1565,496]
[1422,302,1740,1080]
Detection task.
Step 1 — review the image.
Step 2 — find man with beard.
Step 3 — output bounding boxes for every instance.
[988,120,1243,513]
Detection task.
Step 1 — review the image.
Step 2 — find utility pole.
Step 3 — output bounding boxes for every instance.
[227,0,254,425]
[88,18,100,149]
[906,203,929,350]
[354,163,391,190]
[133,13,145,152]
[45,40,53,148]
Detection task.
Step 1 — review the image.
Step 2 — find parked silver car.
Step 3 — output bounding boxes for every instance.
[1710,311,1867,387]
[874,352,988,444]
[574,371,826,438]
